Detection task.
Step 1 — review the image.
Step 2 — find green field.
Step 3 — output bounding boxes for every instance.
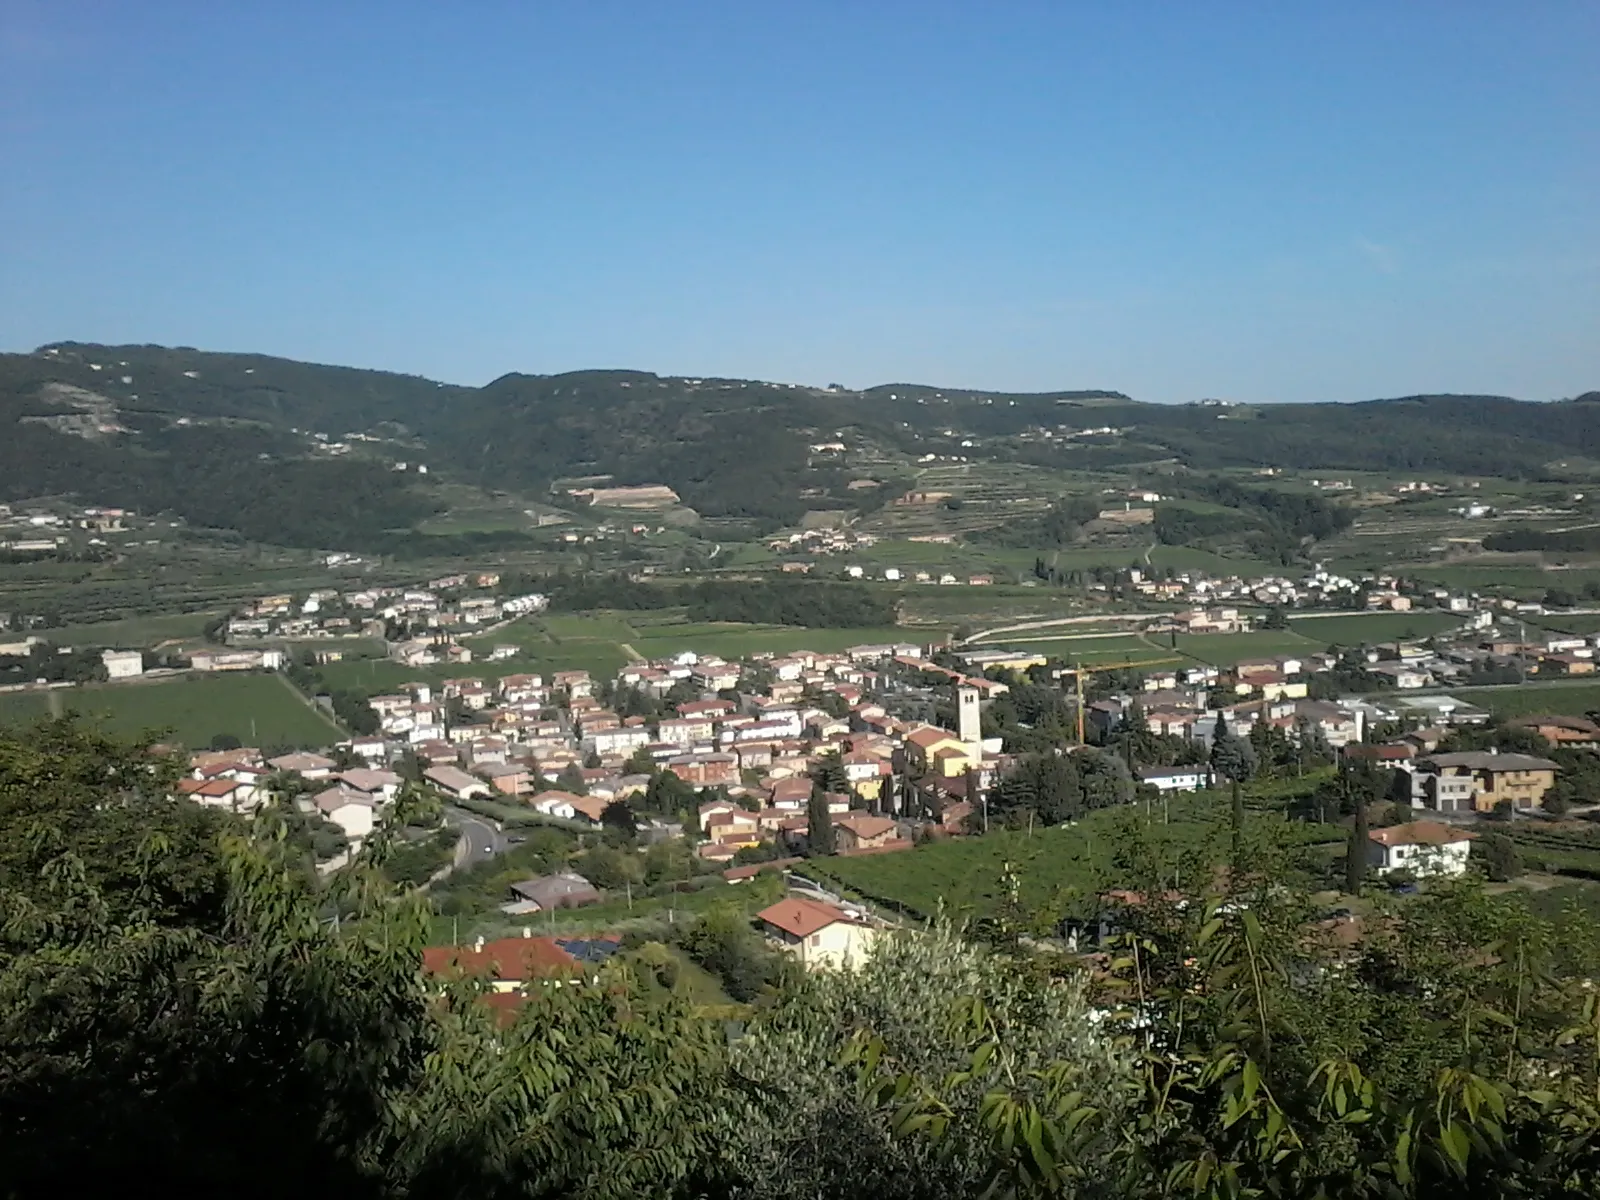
[628,622,924,660]
[1287,610,1463,646]
[978,614,1463,670]
[466,612,940,678]
[0,673,343,749]
[1523,613,1600,636]
[992,632,1179,667]
[1445,681,1600,719]
[1173,630,1320,665]
[799,799,1344,923]
[43,611,222,648]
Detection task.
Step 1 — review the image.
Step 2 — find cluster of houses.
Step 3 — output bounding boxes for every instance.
[220,577,546,650]
[422,890,883,1019]
[173,747,405,864]
[1321,625,1600,691]
[341,642,1014,864]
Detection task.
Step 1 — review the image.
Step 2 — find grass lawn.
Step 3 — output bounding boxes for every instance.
[0,672,342,749]
[1287,611,1463,646]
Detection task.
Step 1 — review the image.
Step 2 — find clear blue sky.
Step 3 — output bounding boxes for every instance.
[2,1,1596,403]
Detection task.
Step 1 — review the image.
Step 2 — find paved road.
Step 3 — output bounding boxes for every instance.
[443,806,507,864]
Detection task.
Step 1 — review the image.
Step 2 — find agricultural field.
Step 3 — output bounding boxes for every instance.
[1173,630,1322,665]
[1286,610,1464,646]
[985,632,1178,667]
[1445,681,1600,719]
[460,611,943,683]
[1523,613,1600,636]
[628,622,922,661]
[1408,562,1600,599]
[41,610,222,648]
[798,799,1344,923]
[0,672,342,749]
[1503,823,1600,881]
[899,586,1103,626]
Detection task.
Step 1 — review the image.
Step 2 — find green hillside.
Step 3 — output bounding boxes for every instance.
[2,341,1597,553]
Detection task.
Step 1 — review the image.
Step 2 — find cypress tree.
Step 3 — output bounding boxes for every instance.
[807,780,836,856]
[1345,771,1369,894]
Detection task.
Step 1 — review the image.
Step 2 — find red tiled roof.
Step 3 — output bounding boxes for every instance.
[723,857,801,881]
[758,896,855,939]
[835,814,897,841]
[421,936,579,981]
[1369,820,1475,848]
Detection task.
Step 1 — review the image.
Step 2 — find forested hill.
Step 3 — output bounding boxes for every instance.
[1,340,1596,550]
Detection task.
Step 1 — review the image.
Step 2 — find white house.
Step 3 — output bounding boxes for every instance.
[313,787,378,844]
[757,896,879,970]
[336,767,404,803]
[101,649,144,679]
[1367,821,1474,877]
[587,725,653,757]
[267,751,337,780]
[1138,766,1214,793]
[529,790,586,820]
[423,765,489,801]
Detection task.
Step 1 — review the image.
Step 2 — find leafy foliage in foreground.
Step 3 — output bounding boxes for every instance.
[4,718,1600,1198]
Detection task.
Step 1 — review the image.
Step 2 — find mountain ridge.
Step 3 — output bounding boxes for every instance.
[3,340,1597,551]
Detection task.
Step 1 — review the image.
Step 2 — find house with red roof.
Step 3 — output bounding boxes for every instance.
[757,896,879,969]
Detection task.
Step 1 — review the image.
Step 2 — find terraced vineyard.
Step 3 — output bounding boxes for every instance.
[1505,823,1600,880]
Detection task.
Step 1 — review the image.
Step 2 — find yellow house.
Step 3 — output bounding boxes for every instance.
[758,897,879,970]
[1261,679,1308,702]
[904,725,978,778]
[842,752,890,801]
[1421,751,1558,813]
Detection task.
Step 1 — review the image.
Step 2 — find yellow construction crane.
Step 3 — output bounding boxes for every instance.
[1060,655,1186,745]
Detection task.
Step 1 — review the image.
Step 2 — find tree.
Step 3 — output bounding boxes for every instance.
[1230,778,1245,867]
[1261,605,1290,630]
[623,745,657,776]
[642,769,694,817]
[1346,773,1370,893]
[806,780,836,856]
[1209,712,1255,783]
[724,926,1133,1200]
[642,837,694,885]
[1294,715,1333,771]
[809,749,848,795]
[865,858,1600,1199]
[209,731,243,752]
[599,799,638,839]
[1544,781,1573,816]
[575,843,642,891]
[1478,831,1520,882]
[555,762,588,795]
[676,903,789,1002]
[1248,720,1294,779]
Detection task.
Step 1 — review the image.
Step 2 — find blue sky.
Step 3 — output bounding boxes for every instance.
[2,1,1595,403]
